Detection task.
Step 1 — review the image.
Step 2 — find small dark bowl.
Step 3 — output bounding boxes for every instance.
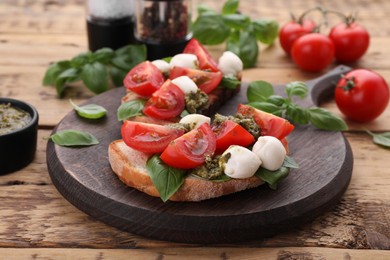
[0,98,39,175]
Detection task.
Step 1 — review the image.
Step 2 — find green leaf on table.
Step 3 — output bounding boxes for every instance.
[55,67,81,97]
[81,62,109,94]
[50,130,99,147]
[251,20,279,44]
[222,14,250,30]
[227,30,258,68]
[70,52,92,68]
[255,166,289,190]
[192,14,230,45]
[197,5,217,15]
[285,81,308,99]
[286,104,310,125]
[248,102,282,115]
[266,95,286,107]
[220,75,241,89]
[117,99,145,121]
[112,44,146,71]
[308,107,348,131]
[43,63,65,86]
[146,155,185,202]
[222,0,239,14]
[247,80,274,102]
[366,130,390,148]
[93,48,115,64]
[70,99,107,119]
[283,156,299,169]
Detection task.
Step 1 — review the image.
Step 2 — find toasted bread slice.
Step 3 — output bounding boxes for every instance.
[108,140,264,202]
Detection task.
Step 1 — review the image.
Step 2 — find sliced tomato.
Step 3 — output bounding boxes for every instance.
[280,138,289,154]
[169,66,222,94]
[160,123,216,169]
[121,121,185,153]
[143,79,185,120]
[183,38,219,72]
[237,104,294,140]
[212,120,255,153]
[123,61,165,97]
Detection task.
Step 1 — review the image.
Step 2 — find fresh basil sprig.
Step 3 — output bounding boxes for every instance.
[43,45,146,97]
[50,130,99,147]
[146,155,186,202]
[70,99,107,119]
[192,0,278,68]
[117,99,145,121]
[366,130,390,148]
[247,81,348,131]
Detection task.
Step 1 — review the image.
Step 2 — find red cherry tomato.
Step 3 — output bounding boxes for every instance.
[279,19,316,55]
[329,22,370,63]
[161,123,216,169]
[183,38,219,72]
[123,61,165,97]
[237,104,294,140]
[143,80,185,120]
[335,69,389,122]
[212,120,255,154]
[121,121,185,153]
[169,66,222,94]
[291,33,335,72]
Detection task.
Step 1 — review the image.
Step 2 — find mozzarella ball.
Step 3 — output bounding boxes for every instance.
[171,76,198,94]
[179,114,211,129]
[252,136,286,171]
[217,51,243,77]
[169,54,199,69]
[151,59,170,74]
[220,145,262,179]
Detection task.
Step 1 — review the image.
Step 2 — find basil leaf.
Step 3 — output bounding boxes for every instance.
[70,52,92,68]
[247,80,274,102]
[222,14,250,30]
[286,104,310,125]
[70,99,107,119]
[93,48,114,64]
[366,130,390,148]
[251,20,279,44]
[117,99,145,121]
[266,95,286,106]
[283,156,299,169]
[197,5,216,15]
[180,109,190,118]
[81,62,109,94]
[222,0,239,15]
[255,166,289,190]
[110,66,127,87]
[308,107,348,131]
[248,102,282,115]
[227,30,258,68]
[43,63,64,86]
[146,155,185,202]
[112,44,147,71]
[220,75,241,89]
[55,68,81,97]
[192,14,230,45]
[285,81,308,99]
[50,130,99,147]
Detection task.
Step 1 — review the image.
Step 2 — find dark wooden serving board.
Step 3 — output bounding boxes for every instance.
[47,65,353,243]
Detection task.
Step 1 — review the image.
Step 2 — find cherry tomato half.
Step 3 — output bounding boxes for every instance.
[237,104,295,140]
[335,69,389,122]
[143,79,185,120]
[279,19,316,55]
[291,33,335,72]
[121,121,185,153]
[212,120,255,154]
[329,22,370,63]
[123,61,165,97]
[183,38,219,72]
[169,66,222,94]
[160,123,216,169]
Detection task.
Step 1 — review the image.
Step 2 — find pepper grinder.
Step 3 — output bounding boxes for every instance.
[134,0,192,60]
[86,0,136,51]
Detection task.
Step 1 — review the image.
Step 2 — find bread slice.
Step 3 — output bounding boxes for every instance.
[108,139,264,202]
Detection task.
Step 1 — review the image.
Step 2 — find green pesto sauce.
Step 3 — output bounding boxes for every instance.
[190,155,224,180]
[213,113,260,139]
[185,89,209,114]
[0,103,31,135]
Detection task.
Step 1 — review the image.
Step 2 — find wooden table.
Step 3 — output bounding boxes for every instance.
[1,0,389,259]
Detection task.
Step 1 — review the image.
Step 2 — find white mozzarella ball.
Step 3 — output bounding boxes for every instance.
[220,145,262,179]
[171,76,198,94]
[217,51,243,77]
[179,114,211,129]
[252,136,286,171]
[151,59,170,74]
[169,54,199,69]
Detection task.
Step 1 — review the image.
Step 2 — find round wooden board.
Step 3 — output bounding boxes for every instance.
[47,66,353,243]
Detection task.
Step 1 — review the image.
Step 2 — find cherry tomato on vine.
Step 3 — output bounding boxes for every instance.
[279,19,316,55]
[335,69,389,122]
[329,22,370,63]
[291,33,335,72]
